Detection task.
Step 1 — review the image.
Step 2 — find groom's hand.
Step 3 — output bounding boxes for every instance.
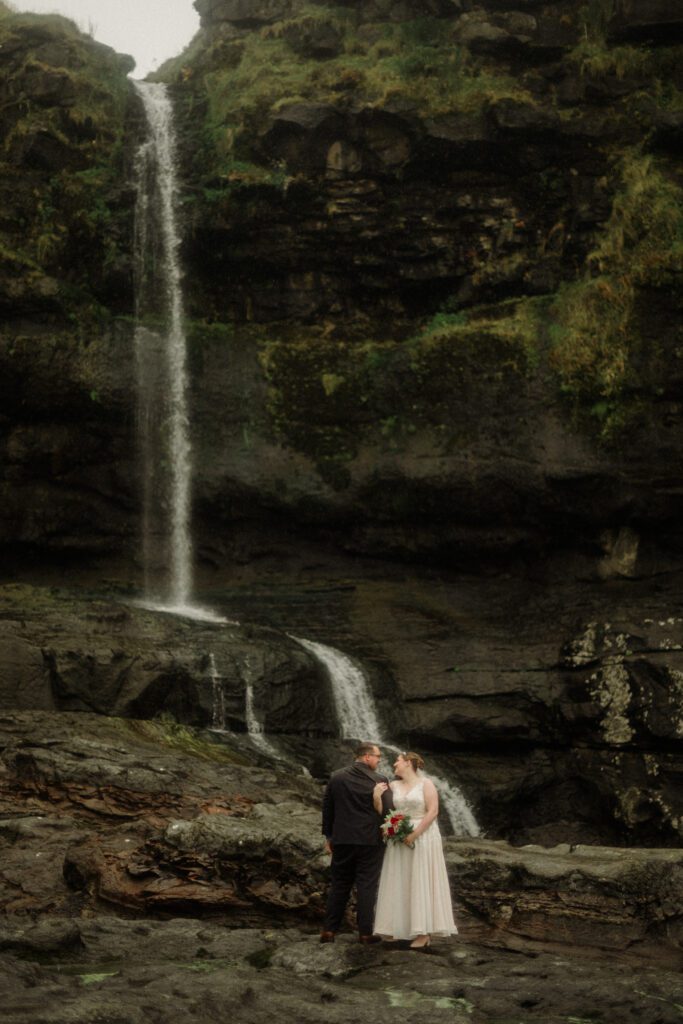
[324,839,333,855]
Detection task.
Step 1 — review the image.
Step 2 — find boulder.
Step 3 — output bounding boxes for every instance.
[448,838,683,966]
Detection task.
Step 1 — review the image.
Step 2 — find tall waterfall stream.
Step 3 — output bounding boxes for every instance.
[134,82,194,613]
[132,83,478,836]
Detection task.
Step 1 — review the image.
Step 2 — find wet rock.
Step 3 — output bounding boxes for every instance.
[0,709,319,917]
[488,98,562,136]
[0,623,54,711]
[650,108,683,154]
[261,103,346,172]
[61,800,327,917]
[0,928,680,1024]
[0,585,332,735]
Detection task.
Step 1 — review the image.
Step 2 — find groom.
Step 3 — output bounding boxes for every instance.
[320,741,393,944]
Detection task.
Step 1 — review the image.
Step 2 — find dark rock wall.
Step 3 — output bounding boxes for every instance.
[1,2,683,845]
[0,10,141,554]
[164,0,683,557]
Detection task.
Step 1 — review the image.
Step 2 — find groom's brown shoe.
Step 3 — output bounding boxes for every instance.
[358,934,382,944]
[320,931,336,943]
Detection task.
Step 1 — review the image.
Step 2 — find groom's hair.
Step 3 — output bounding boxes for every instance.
[355,742,378,758]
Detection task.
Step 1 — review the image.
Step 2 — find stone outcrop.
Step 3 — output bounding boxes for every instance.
[0,11,136,317]
[158,0,683,576]
[0,585,333,735]
[448,838,683,967]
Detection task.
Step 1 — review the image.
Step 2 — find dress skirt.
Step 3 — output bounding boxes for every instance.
[374,816,458,940]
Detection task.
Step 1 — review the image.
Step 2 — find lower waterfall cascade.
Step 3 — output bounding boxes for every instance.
[292,636,479,836]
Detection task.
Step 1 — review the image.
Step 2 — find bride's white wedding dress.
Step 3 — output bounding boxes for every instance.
[374,779,458,940]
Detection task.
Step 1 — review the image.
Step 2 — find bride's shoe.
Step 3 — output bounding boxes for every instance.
[409,935,431,950]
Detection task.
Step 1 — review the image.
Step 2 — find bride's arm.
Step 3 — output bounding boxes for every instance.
[373,781,389,814]
[405,780,439,844]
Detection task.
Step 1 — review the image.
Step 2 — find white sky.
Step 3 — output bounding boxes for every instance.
[13,0,201,78]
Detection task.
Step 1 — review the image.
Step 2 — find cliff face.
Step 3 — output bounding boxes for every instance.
[0,7,140,554]
[163,0,683,559]
[1,0,682,562]
[1,1,683,845]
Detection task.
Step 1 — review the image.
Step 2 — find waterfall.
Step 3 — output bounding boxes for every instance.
[245,680,279,757]
[292,635,479,837]
[294,637,383,742]
[208,654,228,732]
[133,81,193,612]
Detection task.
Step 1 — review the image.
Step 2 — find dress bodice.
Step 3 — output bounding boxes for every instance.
[392,780,427,819]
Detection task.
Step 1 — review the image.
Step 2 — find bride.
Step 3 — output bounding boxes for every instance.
[373,751,458,948]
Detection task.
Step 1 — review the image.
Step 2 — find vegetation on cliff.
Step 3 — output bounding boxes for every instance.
[164,0,683,455]
[162,3,532,185]
[0,4,135,321]
[549,150,683,433]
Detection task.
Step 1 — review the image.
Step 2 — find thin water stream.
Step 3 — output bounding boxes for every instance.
[133,81,193,612]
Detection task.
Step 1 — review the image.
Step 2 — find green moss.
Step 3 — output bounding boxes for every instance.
[257,303,539,477]
[548,151,683,435]
[569,0,682,108]
[121,718,249,766]
[569,38,682,96]
[168,4,531,181]
[411,299,543,371]
[0,8,132,316]
[80,972,120,986]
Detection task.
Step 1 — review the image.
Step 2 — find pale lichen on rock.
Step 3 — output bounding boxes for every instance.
[589,660,634,746]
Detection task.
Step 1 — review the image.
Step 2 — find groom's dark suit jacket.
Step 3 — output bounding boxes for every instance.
[322,762,393,845]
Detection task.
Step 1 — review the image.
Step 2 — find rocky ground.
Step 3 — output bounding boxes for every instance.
[3,920,683,1024]
[1,708,681,1023]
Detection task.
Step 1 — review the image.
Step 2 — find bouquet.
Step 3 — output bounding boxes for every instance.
[381,810,415,846]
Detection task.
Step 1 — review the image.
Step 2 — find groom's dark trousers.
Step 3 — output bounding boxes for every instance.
[323,844,384,935]
[322,761,392,935]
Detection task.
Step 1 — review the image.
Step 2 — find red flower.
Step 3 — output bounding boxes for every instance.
[381,809,415,846]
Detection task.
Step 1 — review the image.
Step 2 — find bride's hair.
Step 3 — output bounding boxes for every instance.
[402,751,425,773]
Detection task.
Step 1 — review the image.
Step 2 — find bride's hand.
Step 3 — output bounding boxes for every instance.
[373,782,388,797]
[404,833,416,847]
